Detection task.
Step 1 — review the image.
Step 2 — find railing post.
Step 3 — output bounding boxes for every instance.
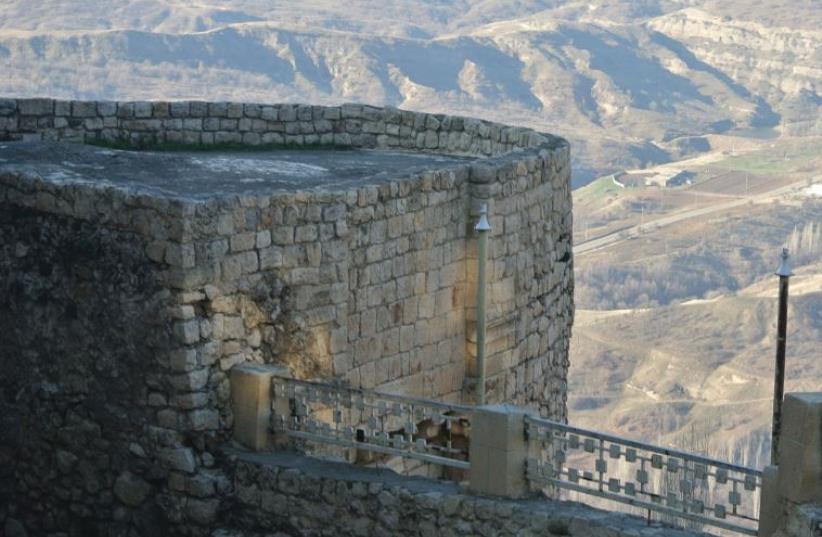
[771,248,793,465]
[469,404,531,498]
[230,363,289,451]
[759,392,822,537]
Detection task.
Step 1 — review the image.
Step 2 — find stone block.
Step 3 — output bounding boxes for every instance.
[170,368,210,391]
[759,465,784,537]
[114,471,151,506]
[173,319,201,344]
[0,99,16,116]
[97,101,117,116]
[270,226,294,245]
[183,118,202,130]
[469,404,531,498]
[0,116,18,131]
[220,353,244,371]
[222,315,245,340]
[259,246,283,269]
[170,101,190,117]
[165,243,196,268]
[189,101,208,117]
[158,447,197,473]
[19,98,54,116]
[187,409,219,431]
[230,363,289,451]
[227,103,244,118]
[221,251,259,278]
[778,393,822,503]
[173,392,208,409]
[255,230,271,249]
[152,101,170,118]
[169,348,198,372]
[230,232,256,252]
[134,101,153,118]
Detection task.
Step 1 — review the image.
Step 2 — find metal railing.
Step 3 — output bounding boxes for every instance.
[265,375,764,535]
[525,416,762,536]
[271,376,472,470]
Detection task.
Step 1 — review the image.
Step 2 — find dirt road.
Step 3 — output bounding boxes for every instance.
[574,177,815,256]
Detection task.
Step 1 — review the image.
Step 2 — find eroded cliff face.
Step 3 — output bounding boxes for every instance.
[648,8,822,135]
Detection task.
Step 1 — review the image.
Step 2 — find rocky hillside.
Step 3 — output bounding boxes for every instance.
[0,1,818,184]
[648,8,822,136]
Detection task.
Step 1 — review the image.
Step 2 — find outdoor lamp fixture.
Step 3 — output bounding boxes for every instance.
[475,203,491,405]
[771,247,792,465]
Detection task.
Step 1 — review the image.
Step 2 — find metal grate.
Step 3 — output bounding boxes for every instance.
[271,376,472,470]
[525,416,762,536]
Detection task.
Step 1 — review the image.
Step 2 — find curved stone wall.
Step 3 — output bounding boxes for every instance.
[0,98,573,536]
[0,98,549,156]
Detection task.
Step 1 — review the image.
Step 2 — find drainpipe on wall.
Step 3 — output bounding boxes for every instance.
[771,247,792,465]
[475,204,491,405]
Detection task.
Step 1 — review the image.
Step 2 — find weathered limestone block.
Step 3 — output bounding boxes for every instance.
[778,393,822,503]
[469,404,532,498]
[230,363,289,451]
[760,393,822,537]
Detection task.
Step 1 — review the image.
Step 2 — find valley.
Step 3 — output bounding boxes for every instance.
[0,1,819,184]
[570,135,822,468]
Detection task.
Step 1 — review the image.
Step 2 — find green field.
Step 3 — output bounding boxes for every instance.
[576,175,624,199]
[710,137,821,175]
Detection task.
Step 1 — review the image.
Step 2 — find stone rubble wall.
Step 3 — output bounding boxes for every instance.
[0,175,225,536]
[227,450,707,537]
[0,98,572,536]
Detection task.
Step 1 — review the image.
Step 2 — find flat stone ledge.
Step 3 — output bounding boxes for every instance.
[225,447,461,495]
[0,142,478,201]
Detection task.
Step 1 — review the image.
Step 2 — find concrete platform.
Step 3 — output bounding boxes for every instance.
[0,141,474,200]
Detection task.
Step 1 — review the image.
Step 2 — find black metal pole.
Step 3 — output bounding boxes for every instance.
[771,248,792,466]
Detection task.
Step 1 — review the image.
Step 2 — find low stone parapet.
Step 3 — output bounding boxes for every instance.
[226,448,710,537]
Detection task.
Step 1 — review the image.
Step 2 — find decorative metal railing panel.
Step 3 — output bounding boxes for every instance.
[525,416,762,536]
[271,376,472,470]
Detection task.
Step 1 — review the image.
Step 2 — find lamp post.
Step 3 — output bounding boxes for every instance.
[475,204,491,405]
[771,248,792,465]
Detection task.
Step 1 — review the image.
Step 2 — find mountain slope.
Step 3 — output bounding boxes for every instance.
[5,2,818,183]
[648,8,822,136]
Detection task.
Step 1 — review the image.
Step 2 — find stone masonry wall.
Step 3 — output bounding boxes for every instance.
[0,98,572,536]
[228,450,707,537]
[0,185,200,536]
[0,97,572,413]
[0,98,544,154]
